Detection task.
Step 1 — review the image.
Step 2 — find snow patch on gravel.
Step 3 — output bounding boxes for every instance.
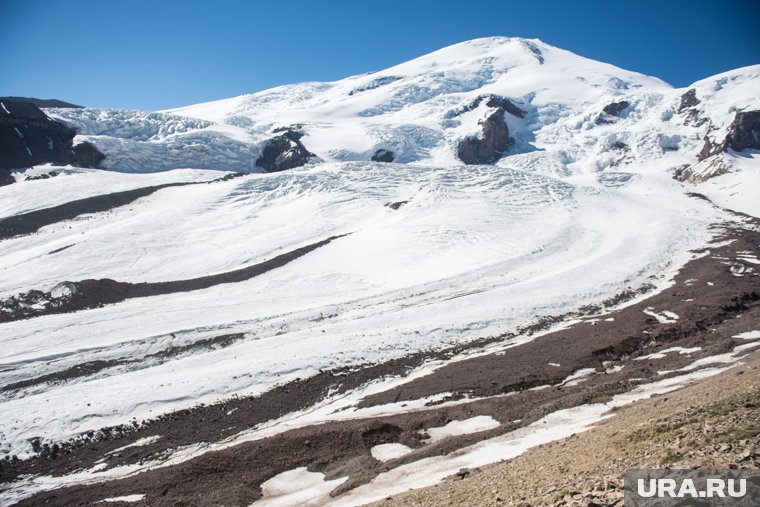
[99,494,145,503]
[371,443,414,462]
[734,331,760,340]
[254,467,347,507]
[424,415,501,442]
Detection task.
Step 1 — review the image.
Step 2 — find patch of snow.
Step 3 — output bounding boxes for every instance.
[107,435,162,455]
[560,367,596,387]
[370,443,413,462]
[636,346,701,360]
[99,495,145,503]
[734,331,760,340]
[424,415,500,442]
[253,467,347,507]
[643,307,678,324]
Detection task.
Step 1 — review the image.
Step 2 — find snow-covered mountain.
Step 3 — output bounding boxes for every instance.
[1,37,759,506]
[40,37,758,207]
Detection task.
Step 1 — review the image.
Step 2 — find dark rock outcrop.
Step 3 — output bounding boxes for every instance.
[448,94,526,119]
[0,96,83,109]
[698,110,760,161]
[457,108,512,165]
[0,99,104,172]
[602,101,630,117]
[678,89,707,126]
[255,129,314,172]
[723,110,760,153]
[272,123,304,134]
[371,149,394,162]
[25,170,61,181]
[0,169,14,187]
[384,200,407,210]
[73,142,106,168]
[349,76,401,96]
[678,89,700,113]
[595,100,630,125]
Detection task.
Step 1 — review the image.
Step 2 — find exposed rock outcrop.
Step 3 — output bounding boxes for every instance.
[255,129,315,172]
[698,110,760,161]
[0,96,83,109]
[0,99,105,173]
[371,149,394,162]
[723,110,760,153]
[73,142,106,168]
[0,168,14,187]
[448,94,526,119]
[349,76,401,96]
[673,158,731,184]
[678,89,707,126]
[678,89,700,112]
[457,108,512,165]
[595,100,630,125]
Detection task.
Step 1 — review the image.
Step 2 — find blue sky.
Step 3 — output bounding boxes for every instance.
[1,0,757,110]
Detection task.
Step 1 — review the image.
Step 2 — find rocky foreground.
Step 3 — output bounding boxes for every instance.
[376,354,760,507]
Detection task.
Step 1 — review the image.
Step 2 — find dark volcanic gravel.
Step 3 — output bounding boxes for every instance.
[0,234,348,323]
[0,184,186,240]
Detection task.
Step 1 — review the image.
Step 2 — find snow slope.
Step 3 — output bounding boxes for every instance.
[0,160,723,457]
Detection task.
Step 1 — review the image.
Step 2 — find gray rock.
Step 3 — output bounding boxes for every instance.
[698,110,760,161]
[255,130,315,172]
[457,108,512,165]
[595,101,630,125]
[0,99,105,171]
[371,149,394,163]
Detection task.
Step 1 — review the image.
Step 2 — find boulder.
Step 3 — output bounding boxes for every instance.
[0,99,105,171]
[698,110,760,161]
[371,149,394,162]
[457,108,512,165]
[255,129,315,172]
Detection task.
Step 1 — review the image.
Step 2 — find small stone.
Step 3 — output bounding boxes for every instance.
[737,450,756,462]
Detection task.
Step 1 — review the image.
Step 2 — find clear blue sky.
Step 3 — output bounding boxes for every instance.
[1,0,757,111]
